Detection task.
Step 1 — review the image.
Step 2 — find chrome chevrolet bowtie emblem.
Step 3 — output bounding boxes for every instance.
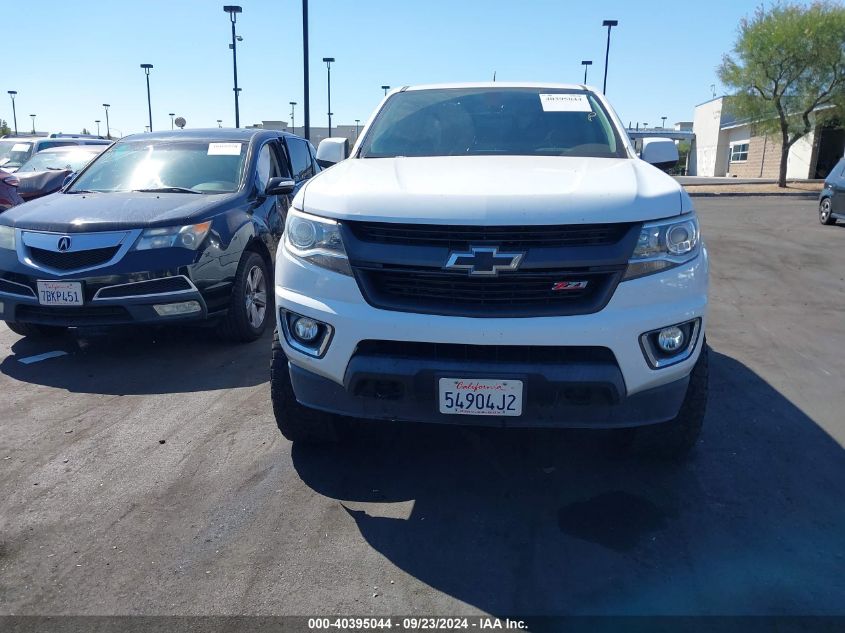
[57,236,72,252]
[444,246,524,276]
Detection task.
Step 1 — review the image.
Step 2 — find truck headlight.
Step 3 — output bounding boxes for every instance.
[133,221,211,251]
[284,209,351,276]
[624,214,700,280]
[0,225,14,251]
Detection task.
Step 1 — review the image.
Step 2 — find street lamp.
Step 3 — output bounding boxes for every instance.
[140,64,154,132]
[302,0,310,140]
[223,5,243,128]
[169,113,175,129]
[102,104,111,139]
[289,101,297,135]
[661,116,667,129]
[322,57,335,136]
[354,118,360,139]
[7,91,17,135]
[601,19,619,94]
[581,60,593,84]
[29,114,36,135]
[217,119,223,128]
[95,120,101,136]
[381,85,390,96]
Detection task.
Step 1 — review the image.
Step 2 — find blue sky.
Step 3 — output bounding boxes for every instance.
[3,0,794,137]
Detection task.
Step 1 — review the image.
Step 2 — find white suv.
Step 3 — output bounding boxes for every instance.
[271,83,708,457]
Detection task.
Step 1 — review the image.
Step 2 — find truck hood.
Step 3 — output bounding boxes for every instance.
[0,191,239,233]
[299,156,688,224]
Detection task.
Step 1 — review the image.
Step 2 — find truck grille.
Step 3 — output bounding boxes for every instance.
[348,221,630,249]
[29,246,119,271]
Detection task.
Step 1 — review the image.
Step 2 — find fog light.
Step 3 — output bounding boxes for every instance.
[292,316,320,342]
[657,326,685,352]
[153,301,201,316]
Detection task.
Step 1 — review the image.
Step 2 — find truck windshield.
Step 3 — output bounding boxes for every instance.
[68,140,247,194]
[359,87,626,159]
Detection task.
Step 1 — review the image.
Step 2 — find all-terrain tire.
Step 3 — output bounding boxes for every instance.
[626,342,709,460]
[270,329,342,444]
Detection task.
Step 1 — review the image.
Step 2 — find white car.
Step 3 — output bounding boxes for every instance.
[271,82,708,457]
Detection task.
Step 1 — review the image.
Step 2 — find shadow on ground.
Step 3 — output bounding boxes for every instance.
[0,325,271,394]
[293,349,845,616]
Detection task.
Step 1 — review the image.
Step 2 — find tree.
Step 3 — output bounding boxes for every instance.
[0,119,10,136]
[81,127,90,135]
[718,2,845,186]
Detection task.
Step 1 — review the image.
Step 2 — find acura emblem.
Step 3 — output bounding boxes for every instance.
[444,246,524,276]
[57,236,72,252]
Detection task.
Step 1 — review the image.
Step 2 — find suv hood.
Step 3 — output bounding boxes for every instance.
[0,191,238,233]
[299,156,688,224]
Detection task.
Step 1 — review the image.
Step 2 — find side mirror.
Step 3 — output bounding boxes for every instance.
[640,138,679,171]
[265,176,296,196]
[316,137,349,168]
[61,172,77,191]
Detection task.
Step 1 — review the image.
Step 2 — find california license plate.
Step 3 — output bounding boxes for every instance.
[438,378,523,416]
[37,281,83,306]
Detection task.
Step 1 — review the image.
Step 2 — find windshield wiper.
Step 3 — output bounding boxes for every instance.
[134,187,201,194]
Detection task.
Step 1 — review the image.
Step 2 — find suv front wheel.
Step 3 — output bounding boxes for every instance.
[217,251,270,342]
[819,198,836,225]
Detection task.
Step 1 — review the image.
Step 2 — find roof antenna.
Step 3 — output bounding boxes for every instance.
[493,71,496,82]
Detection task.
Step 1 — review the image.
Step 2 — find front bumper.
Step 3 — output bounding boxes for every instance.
[0,247,230,328]
[275,247,708,428]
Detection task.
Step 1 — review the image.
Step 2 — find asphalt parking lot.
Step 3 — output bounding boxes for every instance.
[1,197,844,617]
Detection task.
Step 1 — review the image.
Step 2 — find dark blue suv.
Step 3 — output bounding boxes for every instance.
[0,128,320,341]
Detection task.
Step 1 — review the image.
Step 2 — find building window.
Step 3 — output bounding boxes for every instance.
[730,142,749,162]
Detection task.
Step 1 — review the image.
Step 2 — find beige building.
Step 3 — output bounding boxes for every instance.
[690,96,844,179]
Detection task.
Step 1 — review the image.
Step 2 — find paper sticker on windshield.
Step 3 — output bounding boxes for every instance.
[539,94,593,112]
[208,142,242,156]
[11,143,30,152]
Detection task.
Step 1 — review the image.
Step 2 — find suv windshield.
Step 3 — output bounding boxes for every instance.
[17,149,101,173]
[68,139,247,194]
[359,88,626,159]
[0,140,34,169]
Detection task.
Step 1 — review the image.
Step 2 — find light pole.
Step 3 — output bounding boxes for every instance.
[381,85,390,96]
[95,120,101,136]
[661,116,667,129]
[7,91,17,135]
[217,119,223,128]
[289,101,297,135]
[601,19,619,94]
[102,104,111,139]
[354,119,360,139]
[140,64,154,132]
[169,113,175,129]
[322,57,335,136]
[223,5,243,127]
[29,114,36,134]
[302,0,310,140]
[581,60,593,84]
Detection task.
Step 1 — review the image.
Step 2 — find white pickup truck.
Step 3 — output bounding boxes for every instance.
[271,83,708,457]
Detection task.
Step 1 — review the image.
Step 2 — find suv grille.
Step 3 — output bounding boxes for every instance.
[348,222,630,249]
[354,265,619,317]
[354,340,616,364]
[29,246,119,271]
[95,277,193,299]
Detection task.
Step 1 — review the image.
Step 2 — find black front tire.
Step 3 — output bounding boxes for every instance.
[270,329,342,444]
[5,322,67,338]
[820,198,836,225]
[217,250,271,343]
[624,343,709,460]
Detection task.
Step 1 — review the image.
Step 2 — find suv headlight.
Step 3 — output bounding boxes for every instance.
[0,225,14,251]
[133,221,211,251]
[624,214,700,280]
[284,209,351,276]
